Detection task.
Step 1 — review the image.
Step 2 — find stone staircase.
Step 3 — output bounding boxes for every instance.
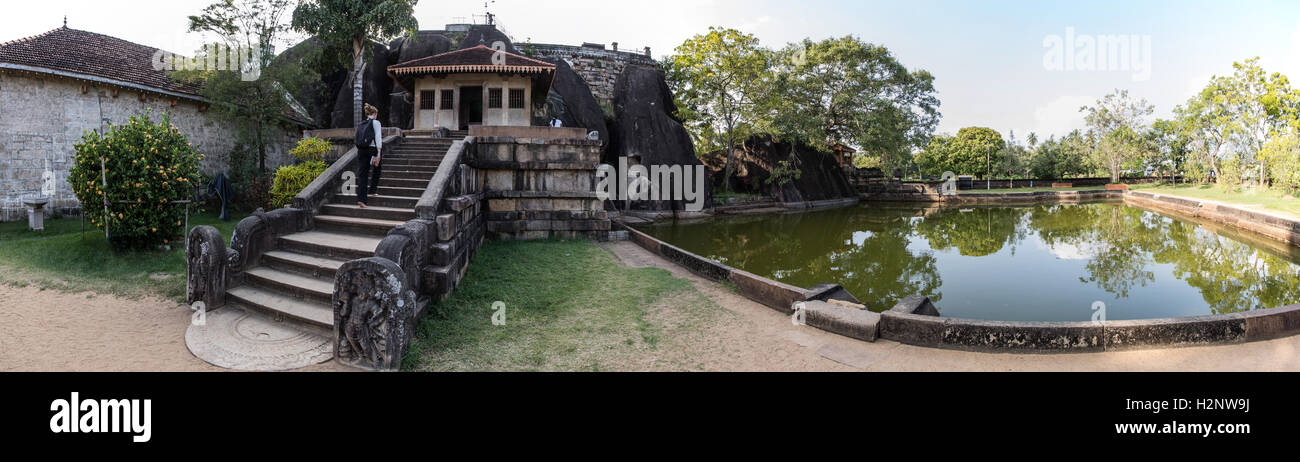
[225,132,466,335]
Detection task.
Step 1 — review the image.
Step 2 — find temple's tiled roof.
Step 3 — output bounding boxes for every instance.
[389,45,556,75]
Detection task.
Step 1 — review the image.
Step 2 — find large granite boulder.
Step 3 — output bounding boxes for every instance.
[701,134,856,202]
[391,31,454,64]
[607,66,710,213]
[276,38,343,128]
[458,25,517,52]
[542,58,608,143]
[329,56,390,129]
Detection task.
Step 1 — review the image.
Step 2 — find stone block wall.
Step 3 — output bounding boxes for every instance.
[467,135,610,239]
[528,43,658,105]
[0,71,300,221]
[419,156,486,298]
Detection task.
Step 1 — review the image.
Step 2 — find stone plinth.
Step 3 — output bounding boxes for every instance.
[468,136,610,240]
[23,197,48,231]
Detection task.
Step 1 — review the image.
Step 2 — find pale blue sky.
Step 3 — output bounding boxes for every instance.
[6,0,1300,140]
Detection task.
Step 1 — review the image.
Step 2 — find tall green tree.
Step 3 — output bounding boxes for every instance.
[767,36,939,174]
[1081,89,1154,182]
[291,0,418,126]
[914,127,1004,178]
[1028,131,1092,179]
[1173,79,1234,183]
[178,0,315,174]
[665,27,772,190]
[1221,58,1298,188]
[1150,117,1192,182]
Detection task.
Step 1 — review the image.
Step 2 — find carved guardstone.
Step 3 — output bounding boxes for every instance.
[186,225,228,309]
[333,257,417,371]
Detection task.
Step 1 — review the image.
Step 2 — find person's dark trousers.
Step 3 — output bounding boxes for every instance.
[368,149,383,195]
[355,146,380,204]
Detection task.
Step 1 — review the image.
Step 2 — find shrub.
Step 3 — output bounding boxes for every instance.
[69,111,203,251]
[270,161,328,208]
[290,137,333,162]
[765,160,803,186]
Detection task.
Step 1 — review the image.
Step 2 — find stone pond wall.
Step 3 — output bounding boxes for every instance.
[0,71,300,221]
[619,189,1300,352]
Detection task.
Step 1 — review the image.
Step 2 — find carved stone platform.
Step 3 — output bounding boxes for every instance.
[185,306,333,371]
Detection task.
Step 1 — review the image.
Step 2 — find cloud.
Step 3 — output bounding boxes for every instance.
[1031,95,1093,139]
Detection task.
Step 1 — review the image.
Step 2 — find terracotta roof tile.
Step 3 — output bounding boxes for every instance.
[389,45,556,75]
[0,26,199,95]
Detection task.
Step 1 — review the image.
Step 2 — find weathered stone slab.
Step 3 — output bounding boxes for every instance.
[728,269,806,313]
[889,295,940,316]
[940,319,1103,351]
[805,283,862,305]
[658,242,733,281]
[879,312,947,347]
[800,300,879,342]
[1103,314,1247,350]
[1241,304,1300,341]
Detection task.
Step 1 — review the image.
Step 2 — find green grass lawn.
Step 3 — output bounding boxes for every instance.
[404,239,718,371]
[0,211,247,300]
[1130,183,1300,219]
[960,185,1106,194]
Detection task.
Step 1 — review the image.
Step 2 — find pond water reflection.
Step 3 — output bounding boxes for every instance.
[635,201,1300,321]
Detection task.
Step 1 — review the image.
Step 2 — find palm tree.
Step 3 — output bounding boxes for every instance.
[292,0,419,126]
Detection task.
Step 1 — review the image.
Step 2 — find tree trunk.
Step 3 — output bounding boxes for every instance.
[722,123,735,193]
[352,38,365,127]
[256,120,266,173]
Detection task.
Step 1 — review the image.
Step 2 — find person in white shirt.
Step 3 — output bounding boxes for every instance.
[356,103,383,208]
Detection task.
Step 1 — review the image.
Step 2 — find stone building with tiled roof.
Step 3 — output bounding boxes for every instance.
[0,25,303,221]
[388,45,556,130]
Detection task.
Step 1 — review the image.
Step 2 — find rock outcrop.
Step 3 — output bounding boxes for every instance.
[702,135,856,203]
[606,66,710,213]
[542,58,608,144]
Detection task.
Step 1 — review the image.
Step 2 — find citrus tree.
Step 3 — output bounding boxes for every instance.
[69,112,204,250]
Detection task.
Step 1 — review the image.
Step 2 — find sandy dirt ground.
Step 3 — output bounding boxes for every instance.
[4,240,1300,371]
[0,283,348,372]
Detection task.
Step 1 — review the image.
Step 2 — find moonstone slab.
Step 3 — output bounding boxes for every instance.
[185,307,333,371]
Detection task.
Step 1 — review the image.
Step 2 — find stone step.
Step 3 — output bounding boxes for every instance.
[379,177,430,189]
[314,214,406,237]
[383,162,440,170]
[244,266,334,305]
[261,250,346,280]
[321,203,416,221]
[386,155,445,162]
[385,170,438,180]
[376,185,426,197]
[389,153,446,159]
[277,230,381,260]
[333,194,418,209]
[227,285,333,329]
[400,138,453,143]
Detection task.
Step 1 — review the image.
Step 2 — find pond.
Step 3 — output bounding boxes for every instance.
[635,201,1300,322]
